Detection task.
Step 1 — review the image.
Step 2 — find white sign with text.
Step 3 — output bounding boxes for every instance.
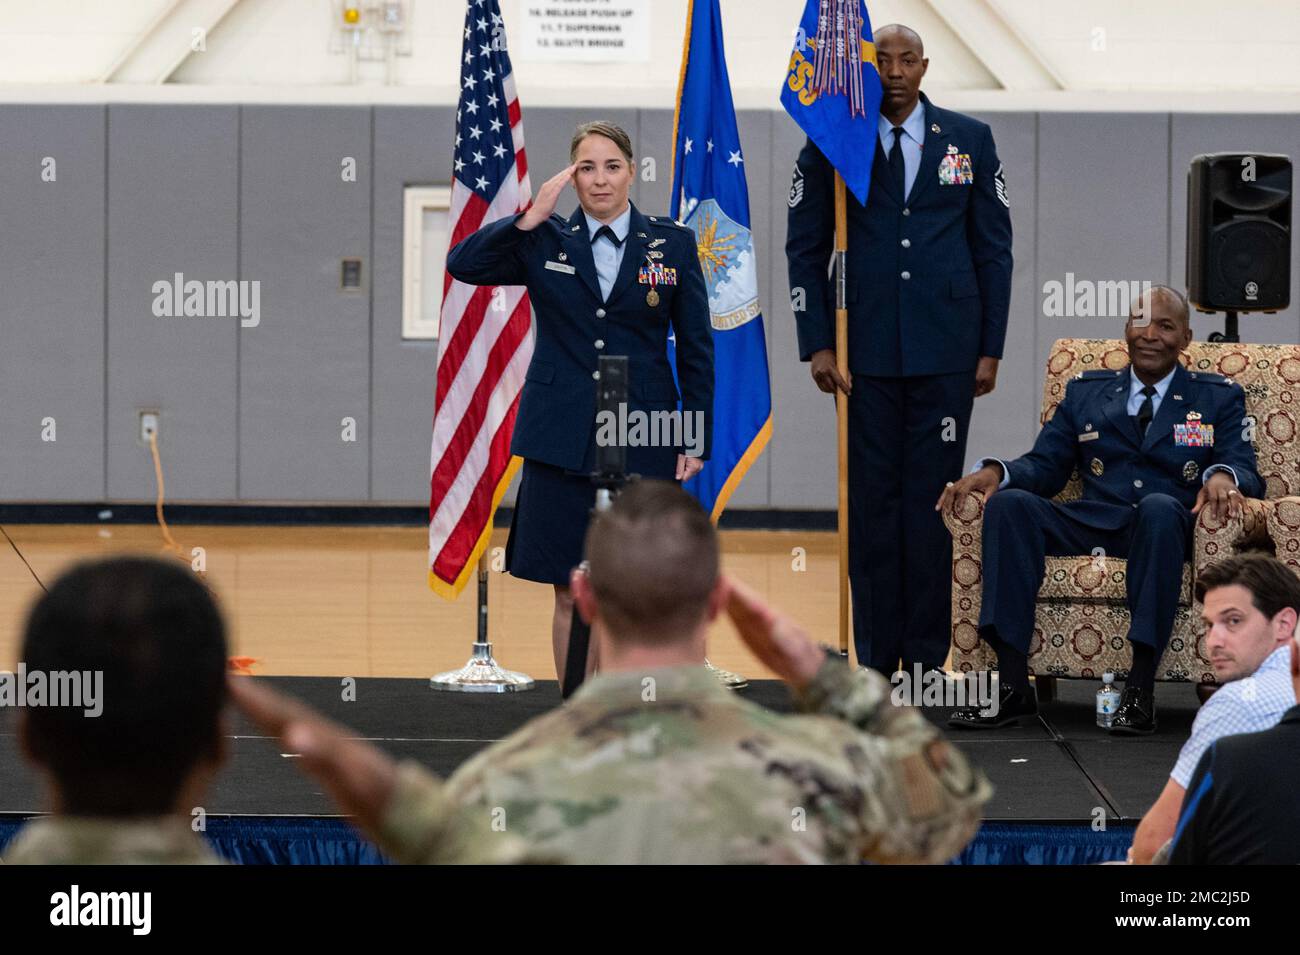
[519,0,649,62]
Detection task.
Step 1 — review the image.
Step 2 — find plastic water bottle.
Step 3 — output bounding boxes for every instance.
[1096,672,1121,728]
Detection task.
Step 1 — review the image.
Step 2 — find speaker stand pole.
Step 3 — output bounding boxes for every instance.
[1208,310,1239,344]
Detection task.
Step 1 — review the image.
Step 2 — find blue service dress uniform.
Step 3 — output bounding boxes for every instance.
[786,91,1013,672]
[978,364,1262,661]
[446,201,714,585]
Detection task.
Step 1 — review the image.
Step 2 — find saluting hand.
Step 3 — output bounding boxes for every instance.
[517,164,577,231]
[226,675,398,833]
[723,575,826,691]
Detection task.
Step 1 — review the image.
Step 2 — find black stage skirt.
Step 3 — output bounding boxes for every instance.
[505,459,600,585]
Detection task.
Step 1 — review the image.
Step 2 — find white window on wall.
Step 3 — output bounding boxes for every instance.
[402,185,453,340]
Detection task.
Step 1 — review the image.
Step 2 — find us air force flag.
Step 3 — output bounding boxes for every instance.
[780,0,882,205]
[668,0,771,520]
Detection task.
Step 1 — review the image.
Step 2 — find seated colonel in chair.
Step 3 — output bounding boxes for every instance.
[937,286,1262,734]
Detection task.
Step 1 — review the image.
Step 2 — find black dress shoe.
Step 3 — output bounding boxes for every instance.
[1109,686,1157,735]
[947,684,1038,729]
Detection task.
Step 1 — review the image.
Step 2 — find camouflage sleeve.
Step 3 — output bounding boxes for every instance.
[375,761,545,864]
[795,658,993,864]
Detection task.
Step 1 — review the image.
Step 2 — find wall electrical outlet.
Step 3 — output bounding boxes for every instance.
[139,411,160,444]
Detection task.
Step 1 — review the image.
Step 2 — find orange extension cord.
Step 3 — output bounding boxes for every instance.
[147,430,190,565]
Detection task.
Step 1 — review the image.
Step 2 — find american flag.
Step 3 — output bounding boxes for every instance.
[428,0,533,598]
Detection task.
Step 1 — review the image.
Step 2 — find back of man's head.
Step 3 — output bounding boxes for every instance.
[584,480,719,645]
[21,556,228,816]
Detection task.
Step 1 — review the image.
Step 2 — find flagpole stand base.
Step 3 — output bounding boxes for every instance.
[430,641,535,693]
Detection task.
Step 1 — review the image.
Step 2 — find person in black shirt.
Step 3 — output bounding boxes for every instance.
[1168,638,1300,865]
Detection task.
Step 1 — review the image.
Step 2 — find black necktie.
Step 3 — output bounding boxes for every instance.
[1136,384,1157,436]
[888,126,906,199]
[592,225,623,247]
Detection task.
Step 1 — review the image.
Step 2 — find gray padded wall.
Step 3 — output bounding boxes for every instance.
[238,106,373,501]
[1035,113,1172,377]
[4,105,1300,508]
[106,105,240,501]
[0,106,105,501]
[769,113,837,508]
[962,112,1038,467]
[371,105,448,503]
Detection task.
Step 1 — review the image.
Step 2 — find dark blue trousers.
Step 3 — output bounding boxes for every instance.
[847,371,976,673]
[979,489,1194,656]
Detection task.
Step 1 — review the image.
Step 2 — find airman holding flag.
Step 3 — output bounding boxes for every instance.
[784,15,1013,674]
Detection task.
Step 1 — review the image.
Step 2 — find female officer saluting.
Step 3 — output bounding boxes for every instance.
[447,121,714,683]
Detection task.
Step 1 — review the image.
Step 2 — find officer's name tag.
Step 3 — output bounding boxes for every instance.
[544,260,576,274]
[1077,431,1099,442]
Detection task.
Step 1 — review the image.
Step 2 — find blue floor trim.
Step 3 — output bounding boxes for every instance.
[0,816,1133,865]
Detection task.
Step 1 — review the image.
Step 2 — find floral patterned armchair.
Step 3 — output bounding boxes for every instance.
[941,338,1300,690]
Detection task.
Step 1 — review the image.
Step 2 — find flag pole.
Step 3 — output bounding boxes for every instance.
[430,547,535,693]
[834,171,850,660]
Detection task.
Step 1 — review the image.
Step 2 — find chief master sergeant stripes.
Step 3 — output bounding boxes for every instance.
[785,24,1013,674]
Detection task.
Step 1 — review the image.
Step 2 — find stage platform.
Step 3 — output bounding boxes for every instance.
[0,674,1205,864]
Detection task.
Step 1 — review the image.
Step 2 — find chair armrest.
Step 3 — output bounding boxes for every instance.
[1193,496,1264,576]
[940,489,987,540]
[1265,498,1300,570]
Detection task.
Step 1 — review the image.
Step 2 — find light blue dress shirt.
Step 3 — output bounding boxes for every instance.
[975,365,1237,488]
[1171,644,1295,787]
[584,203,631,302]
[1125,365,1175,416]
[877,99,925,201]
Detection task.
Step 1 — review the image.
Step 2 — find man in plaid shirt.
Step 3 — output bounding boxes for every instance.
[1130,552,1300,863]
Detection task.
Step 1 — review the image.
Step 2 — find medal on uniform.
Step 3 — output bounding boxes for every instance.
[939,144,974,186]
[1174,410,1215,447]
[1091,458,1104,476]
[646,266,660,307]
[1183,460,1200,482]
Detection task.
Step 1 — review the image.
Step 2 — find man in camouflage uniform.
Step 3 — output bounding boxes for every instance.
[5,555,525,866]
[4,556,229,865]
[238,480,991,864]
